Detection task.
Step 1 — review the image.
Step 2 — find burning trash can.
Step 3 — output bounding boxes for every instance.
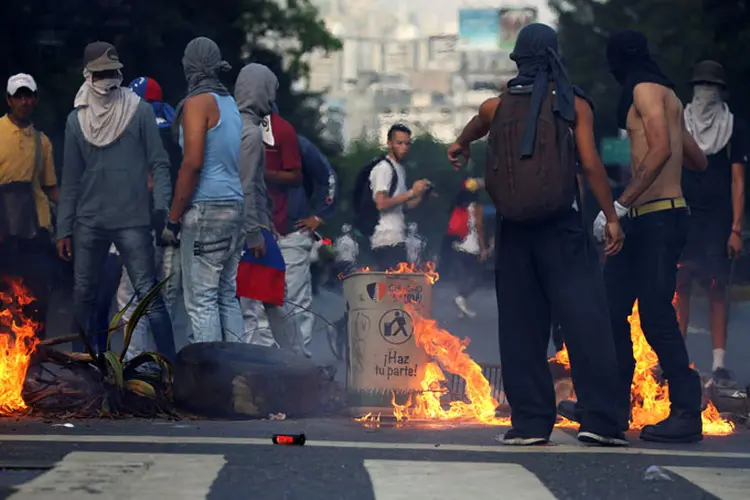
[342,271,432,416]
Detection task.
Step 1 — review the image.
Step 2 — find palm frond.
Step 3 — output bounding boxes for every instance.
[120,276,171,360]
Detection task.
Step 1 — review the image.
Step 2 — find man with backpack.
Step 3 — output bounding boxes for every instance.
[353,123,430,270]
[448,23,628,446]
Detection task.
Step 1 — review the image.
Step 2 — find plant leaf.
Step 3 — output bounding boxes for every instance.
[75,323,98,362]
[123,352,172,379]
[107,292,137,352]
[125,379,157,399]
[103,351,124,389]
[120,276,170,360]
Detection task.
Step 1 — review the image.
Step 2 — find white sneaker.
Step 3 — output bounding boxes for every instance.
[454,296,476,318]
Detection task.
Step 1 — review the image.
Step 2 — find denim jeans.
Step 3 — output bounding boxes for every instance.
[72,222,176,361]
[92,252,122,353]
[180,200,244,343]
[118,243,184,360]
[604,207,702,425]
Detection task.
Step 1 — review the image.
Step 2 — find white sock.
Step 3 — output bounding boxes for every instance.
[712,348,726,372]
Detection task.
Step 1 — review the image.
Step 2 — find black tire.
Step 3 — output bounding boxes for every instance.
[173,342,322,419]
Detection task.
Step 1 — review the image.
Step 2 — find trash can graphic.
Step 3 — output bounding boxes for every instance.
[342,271,433,415]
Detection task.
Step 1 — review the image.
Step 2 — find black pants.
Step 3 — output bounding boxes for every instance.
[371,244,406,271]
[0,231,54,338]
[453,249,481,298]
[604,207,702,424]
[495,210,621,437]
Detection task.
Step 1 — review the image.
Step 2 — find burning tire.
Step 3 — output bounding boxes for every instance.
[173,342,323,418]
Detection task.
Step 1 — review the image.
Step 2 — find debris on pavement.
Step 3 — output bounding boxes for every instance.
[643,465,673,482]
[272,433,306,446]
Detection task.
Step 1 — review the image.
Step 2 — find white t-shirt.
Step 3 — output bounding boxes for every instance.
[369,158,407,249]
[454,202,481,255]
[334,234,358,263]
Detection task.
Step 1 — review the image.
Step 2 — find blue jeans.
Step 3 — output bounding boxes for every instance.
[180,200,244,343]
[92,252,122,353]
[72,223,176,361]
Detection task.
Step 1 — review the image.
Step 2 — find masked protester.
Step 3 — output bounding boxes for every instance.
[233,63,304,354]
[676,61,747,385]
[448,23,627,447]
[56,42,176,361]
[164,37,245,344]
[563,30,708,444]
[0,74,60,336]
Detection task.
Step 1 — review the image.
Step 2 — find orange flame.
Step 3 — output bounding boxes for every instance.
[356,262,733,435]
[0,279,40,415]
[373,262,573,427]
[555,297,733,435]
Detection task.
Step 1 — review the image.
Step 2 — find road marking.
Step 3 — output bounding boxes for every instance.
[0,434,748,459]
[664,466,750,500]
[8,452,225,500]
[365,460,556,499]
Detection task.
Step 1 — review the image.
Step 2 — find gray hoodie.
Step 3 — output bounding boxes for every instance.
[234,63,276,248]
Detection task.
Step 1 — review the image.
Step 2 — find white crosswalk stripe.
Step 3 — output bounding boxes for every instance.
[2,448,748,499]
[8,452,225,500]
[365,460,556,500]
[664,467,750,500]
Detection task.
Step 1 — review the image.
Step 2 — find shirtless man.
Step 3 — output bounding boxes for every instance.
[592,31,707,443]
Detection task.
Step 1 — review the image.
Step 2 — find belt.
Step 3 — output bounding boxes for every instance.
[628,197,687,219]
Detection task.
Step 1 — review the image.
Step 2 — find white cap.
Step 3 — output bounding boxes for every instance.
[7,74,37,96]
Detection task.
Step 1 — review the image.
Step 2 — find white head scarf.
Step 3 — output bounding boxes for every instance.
[684,84,734,156]
[73,69,140,147]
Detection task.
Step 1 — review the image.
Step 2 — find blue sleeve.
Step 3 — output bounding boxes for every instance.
[299,136,337,220]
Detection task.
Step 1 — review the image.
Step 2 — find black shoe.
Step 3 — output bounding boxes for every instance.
[712,368,737,387]
[559,400,630,433]
[557,400,580,422]
[496,428,549,446]
[577,430,629,447]
[640,411,703,443]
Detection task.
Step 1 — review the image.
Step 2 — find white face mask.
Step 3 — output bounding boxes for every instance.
[91,77,123,96]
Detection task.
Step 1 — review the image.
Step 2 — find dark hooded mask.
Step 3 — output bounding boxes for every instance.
[606,31,674,129]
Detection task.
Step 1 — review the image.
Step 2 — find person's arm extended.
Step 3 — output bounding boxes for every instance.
[141,105,172,213]
[56,117,84,239]
[265,123,302,186]
[168,95,209,223]
[731,161,745,234]
[375,188,417,211]
[682,120,708,172]
[573,97,618,222]
[617,83,673,207]
[460,98,499,144]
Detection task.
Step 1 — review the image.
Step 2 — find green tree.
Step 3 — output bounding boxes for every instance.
[552,0,750,136]
[0,0,340,156]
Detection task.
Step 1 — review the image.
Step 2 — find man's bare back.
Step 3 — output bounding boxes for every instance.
[627,84,684,206]
[620,82,707,208]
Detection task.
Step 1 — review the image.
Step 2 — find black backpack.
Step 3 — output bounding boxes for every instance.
[352,156,398,237]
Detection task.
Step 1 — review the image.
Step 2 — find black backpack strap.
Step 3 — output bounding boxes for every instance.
[382,157,399,197]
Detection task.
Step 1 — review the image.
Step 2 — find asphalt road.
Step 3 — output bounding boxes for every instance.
[0,419,748,499]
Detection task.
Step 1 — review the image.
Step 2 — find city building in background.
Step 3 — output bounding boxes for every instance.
[303,1,554,148]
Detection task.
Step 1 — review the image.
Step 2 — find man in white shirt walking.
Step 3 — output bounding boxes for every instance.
[369,124,429,269]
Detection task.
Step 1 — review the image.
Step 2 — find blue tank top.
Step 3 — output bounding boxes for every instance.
[179,93,243,203]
